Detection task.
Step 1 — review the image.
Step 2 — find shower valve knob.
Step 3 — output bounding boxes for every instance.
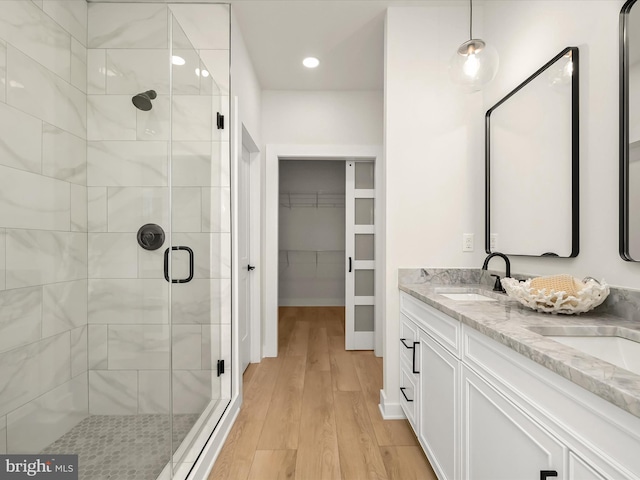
[137,224,165,251]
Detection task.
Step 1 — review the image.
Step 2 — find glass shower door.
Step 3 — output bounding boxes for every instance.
[168,10,230,477]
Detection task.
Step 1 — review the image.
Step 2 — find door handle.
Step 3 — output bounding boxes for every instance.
[540,471,558,480]
[164,246,194,283]
[248,264,256,271]
[348,256,352,273]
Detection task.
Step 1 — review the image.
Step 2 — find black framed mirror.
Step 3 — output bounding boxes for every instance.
[620,0,640,261]
[486,46,579,257]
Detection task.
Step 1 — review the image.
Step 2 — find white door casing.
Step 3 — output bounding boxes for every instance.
[264,145,383,358]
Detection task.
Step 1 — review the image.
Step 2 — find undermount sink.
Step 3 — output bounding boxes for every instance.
[438,292,497,302]
[544,334,640,376]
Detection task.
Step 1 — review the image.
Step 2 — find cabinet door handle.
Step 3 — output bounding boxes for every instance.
[400,339,420,374]
[540,471,558,480]
[400,387,413,402]
[348,256,352,273]
[400,338,413,349]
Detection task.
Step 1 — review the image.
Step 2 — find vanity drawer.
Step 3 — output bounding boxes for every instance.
[400,312,420,369]
[400,292,460,357]
[400,357,419,432]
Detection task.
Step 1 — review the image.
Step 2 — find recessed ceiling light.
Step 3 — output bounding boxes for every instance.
[171,55,185,66]
[303,57,320,68]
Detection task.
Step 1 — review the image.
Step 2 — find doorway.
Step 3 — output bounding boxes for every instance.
[264,145,383,358]
[278,160,346,308]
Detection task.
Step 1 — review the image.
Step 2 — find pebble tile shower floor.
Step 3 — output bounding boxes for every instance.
[41,414,199,480]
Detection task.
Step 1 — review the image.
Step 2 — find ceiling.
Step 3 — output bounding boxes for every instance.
[90,0,463,91]
[232,1,459,91]
[231,0,391,91]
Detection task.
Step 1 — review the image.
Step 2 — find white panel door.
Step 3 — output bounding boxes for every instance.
[345,161,375,350]
[238,144,252,372]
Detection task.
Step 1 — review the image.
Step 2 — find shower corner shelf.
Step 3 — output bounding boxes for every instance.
[279,192,345,209]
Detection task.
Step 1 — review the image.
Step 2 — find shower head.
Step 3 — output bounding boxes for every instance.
[132,90,157,111]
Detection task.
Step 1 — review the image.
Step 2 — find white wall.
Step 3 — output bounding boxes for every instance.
[382,0,640,415]
[483,0,637,286]
[261,89,383,356]
[383,5,486,414]
[231,10,261,144]
[262,90,383,145]
[231,8,263,365]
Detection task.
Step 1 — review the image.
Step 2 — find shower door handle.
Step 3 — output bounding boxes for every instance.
[164,246,194,284]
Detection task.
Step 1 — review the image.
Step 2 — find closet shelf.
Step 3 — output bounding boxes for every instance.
[279,192,345,208]
[279,249,345,266]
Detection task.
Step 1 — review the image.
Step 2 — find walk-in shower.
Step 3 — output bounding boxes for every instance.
[0,2,231,479]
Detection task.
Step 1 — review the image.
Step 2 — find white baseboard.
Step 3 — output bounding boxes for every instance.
[278,298,345,307]
[187,396,241,479]
[379,389,406,420]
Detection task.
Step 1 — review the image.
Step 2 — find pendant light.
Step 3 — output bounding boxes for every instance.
[449,0,499,91]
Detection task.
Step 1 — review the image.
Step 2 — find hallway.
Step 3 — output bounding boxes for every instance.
[208,307,436,480]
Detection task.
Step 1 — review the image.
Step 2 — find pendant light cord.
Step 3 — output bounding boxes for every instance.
[469,0,473,40]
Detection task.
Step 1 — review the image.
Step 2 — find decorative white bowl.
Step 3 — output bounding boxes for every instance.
[501,277,610,315]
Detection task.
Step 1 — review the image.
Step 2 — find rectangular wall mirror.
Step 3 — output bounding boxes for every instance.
[486,46,579,257]
[620,0,640,261]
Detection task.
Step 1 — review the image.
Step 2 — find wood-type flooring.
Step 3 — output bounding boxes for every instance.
[208,306,437,480]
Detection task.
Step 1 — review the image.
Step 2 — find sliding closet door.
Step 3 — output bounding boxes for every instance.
[345,161,375,350]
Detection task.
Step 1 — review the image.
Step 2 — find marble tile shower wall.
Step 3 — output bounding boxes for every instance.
[0,0,89,454]
[86,3,231,418]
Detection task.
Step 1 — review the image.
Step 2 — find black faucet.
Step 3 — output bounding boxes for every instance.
[482,252,511,293]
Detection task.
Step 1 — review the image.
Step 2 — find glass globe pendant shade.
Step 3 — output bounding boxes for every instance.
[449,39,499,91]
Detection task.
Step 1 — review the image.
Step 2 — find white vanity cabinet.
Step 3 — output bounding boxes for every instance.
[462,365,565,479]
[399,312,420,431]
[462,325,640,480]
[400,293,461,480]
[568,453,608,480]
[418,329,460,480]
[398,291,640,480]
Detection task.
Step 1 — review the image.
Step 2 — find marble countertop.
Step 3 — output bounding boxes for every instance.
[399,282,640,419]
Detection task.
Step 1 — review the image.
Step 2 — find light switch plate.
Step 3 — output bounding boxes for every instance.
[490,234,498,251]
[463,233,474,252]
